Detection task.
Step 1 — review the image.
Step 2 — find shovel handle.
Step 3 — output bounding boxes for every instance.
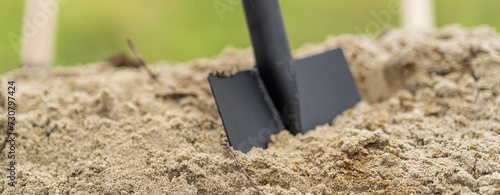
[242,0,301,134]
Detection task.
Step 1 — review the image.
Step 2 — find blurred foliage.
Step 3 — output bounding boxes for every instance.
[1,0,500,74]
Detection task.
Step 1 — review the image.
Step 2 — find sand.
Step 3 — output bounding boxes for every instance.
[0,25,499,194]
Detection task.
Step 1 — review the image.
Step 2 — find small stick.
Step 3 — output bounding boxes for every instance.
[126,38,198,99]
[126,37,170,89]
[226,142,261,192]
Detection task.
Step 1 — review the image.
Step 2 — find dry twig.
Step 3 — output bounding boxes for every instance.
[126,38,197,100]
[126,37,165,86]
[226,142,261,192]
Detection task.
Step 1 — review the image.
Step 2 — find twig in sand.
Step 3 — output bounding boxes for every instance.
[126,37,168,88]
[126,38,198,100]
[226,142,261,192]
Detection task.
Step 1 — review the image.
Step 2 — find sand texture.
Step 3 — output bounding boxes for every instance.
[0,26,499,194]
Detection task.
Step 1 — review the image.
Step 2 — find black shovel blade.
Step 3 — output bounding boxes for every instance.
[208,70,285,153]
[294,47,361,133]
[208,47,361,152]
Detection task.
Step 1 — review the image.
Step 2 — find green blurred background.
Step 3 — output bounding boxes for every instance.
[1,0,499,74]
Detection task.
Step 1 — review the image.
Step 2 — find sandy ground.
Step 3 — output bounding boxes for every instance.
[0,25,499,194]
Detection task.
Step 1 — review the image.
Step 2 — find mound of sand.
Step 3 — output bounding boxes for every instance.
[0,25,499,194]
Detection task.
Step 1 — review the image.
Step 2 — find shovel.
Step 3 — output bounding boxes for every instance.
[209,0,360,152]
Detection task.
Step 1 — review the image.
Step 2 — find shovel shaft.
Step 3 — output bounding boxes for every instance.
[242,0,301,134]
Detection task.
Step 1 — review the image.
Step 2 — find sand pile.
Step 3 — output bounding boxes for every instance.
[0,25,499,194]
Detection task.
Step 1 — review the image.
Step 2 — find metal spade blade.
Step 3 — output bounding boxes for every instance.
[208,0,361,152]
